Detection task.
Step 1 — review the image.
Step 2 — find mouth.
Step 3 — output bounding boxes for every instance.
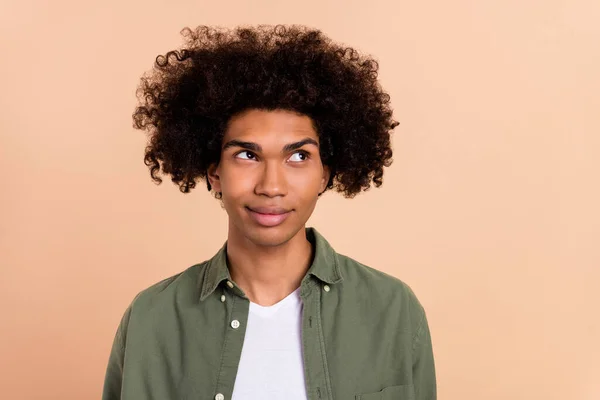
[245,206,292,227]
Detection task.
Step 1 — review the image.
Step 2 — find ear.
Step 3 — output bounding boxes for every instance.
[207,163,222,193]
[319,165,331,194]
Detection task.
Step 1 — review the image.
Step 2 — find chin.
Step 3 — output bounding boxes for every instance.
[242,223,303,247]
[246,228,293,247]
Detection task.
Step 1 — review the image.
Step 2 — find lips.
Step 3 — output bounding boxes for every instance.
[246,206,292,227]
[247,206,290,215]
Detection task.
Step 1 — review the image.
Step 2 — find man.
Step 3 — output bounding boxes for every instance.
[103,24,436,400]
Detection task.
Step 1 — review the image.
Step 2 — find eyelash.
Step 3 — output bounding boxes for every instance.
[235,150,311,161]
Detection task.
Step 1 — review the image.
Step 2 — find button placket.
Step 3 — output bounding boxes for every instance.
[214,282,249,400]
[301,280,334,400]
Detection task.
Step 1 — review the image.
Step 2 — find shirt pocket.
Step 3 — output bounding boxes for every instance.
[355,384,415,400]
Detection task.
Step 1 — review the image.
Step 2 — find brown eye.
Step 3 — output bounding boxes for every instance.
[288,151,309,162]
[235,151,256,160]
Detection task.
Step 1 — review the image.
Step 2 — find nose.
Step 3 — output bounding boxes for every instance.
[254,161,287,197]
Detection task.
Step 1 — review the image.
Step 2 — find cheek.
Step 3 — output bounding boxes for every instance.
[220,165,254,194]
[289,168,324,194]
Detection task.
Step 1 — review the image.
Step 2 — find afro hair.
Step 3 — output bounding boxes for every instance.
[132,24,398,198]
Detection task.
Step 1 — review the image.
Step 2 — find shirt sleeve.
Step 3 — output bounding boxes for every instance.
[411,308,437,400]
[102,304,133,400]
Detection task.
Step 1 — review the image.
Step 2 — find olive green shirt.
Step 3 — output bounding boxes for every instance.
[102,227,436,400]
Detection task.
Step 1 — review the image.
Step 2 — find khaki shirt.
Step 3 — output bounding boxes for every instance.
[102,227,436,400]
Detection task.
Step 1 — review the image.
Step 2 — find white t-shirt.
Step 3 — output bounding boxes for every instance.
[231,287,308,400]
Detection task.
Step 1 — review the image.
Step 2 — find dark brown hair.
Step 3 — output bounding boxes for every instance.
[133,24,398,198]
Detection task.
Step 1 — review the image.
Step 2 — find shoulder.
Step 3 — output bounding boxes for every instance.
[109,262,208,350]
[126,261,208,313]
[336,252,420,299]
[335,252,426,324]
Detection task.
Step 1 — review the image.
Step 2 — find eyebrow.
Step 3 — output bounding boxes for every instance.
[222,138,319,153]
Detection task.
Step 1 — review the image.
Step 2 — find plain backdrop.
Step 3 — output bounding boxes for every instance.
[1,0,599,399]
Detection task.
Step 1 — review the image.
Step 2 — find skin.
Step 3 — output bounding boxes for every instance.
[207,108,331,306]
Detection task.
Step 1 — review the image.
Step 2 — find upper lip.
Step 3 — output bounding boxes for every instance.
[247,206,291,215]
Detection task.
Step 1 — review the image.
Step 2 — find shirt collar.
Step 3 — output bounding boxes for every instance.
[199,227,343,301]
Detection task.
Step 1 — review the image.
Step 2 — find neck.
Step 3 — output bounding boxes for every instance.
[225,226,313,307]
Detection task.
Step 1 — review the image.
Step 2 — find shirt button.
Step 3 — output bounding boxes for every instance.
[231,319,240,329]
[323,284,330,292]
[215,393,225,400]
[220,295,226,302]
[226,281,234,289]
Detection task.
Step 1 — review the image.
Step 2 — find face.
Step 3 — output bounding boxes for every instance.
[207,108,330,247]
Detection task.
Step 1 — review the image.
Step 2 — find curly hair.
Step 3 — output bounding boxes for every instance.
[132,24,398,199]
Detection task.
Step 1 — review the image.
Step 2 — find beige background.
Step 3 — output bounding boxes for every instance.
[1,0,599,399]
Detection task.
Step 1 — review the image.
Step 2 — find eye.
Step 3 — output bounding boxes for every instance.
[235,151,256,160]
[288,151,310,162]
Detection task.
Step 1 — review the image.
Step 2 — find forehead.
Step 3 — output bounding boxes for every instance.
[223,109,318,144]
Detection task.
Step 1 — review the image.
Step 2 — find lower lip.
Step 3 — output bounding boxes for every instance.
[246,208,292,227]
